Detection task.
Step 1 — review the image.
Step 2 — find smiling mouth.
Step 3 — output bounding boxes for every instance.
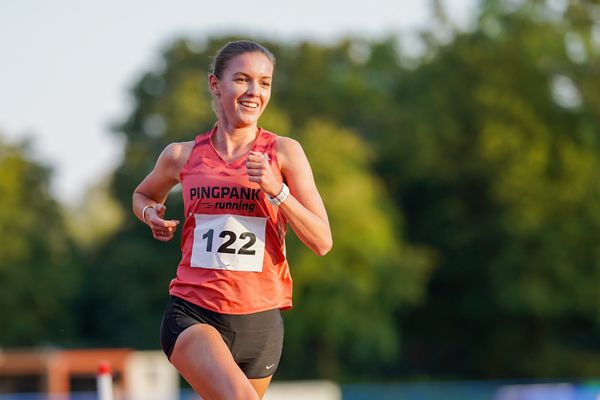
[239,101,259,109]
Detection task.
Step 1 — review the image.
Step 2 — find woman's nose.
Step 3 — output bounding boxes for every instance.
[246,81,259,95]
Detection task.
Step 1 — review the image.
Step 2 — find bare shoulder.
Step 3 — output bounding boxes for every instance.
[275,136,306,165]
[275,136,312,179]
[159,141,195,169]
[276,135,302,150]
[153,141,195,183]
[161,140,195,161]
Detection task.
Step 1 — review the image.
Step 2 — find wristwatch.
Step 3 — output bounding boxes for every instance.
[267,183,290,206]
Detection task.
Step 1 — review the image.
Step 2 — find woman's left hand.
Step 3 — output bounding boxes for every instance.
[246,151,281,196]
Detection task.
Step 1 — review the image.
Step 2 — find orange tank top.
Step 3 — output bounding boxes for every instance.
[169,127,293,314]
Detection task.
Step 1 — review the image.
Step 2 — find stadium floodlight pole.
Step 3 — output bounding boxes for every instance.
[97,361,114,400]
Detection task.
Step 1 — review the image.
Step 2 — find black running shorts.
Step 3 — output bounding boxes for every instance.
[160,295,284,379]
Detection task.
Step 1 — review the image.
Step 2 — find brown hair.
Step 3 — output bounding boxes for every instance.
[210,40,276,79]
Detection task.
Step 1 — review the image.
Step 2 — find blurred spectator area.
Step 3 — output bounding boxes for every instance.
[0,348,178,399]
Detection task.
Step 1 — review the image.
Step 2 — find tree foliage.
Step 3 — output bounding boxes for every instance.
[0,136,79,346]
[389,0,600,378]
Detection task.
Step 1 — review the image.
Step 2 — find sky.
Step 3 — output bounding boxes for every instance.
[0,0,476,206]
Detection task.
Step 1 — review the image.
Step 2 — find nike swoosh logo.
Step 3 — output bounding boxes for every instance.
[266,363,277,370]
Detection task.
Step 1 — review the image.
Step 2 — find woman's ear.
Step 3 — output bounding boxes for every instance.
[208,73,220,96]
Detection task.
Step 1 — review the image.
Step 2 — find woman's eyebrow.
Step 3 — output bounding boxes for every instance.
[232,71,272,79]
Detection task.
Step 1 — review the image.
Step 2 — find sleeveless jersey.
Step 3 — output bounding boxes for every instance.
[168,127,293,314]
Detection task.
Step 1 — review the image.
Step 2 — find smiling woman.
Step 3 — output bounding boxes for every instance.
[208,41,275,132]
[210,51,274,142]
[131,40,332,400]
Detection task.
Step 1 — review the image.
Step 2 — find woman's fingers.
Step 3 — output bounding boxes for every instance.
[153,229,175,241]
[152,226,177,241]
[246,152,270,177]
[150,215,180,241]
[246,152,281,195]
[248,151,269,162]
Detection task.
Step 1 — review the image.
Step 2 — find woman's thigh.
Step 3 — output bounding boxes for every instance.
[170,324,259,400]
[249,376,273,399]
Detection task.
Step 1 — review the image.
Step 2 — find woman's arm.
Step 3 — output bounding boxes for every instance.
[246,137,332,255]
[132,141,192,241]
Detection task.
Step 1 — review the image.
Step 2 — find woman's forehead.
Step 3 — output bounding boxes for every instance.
[225,52,274,77]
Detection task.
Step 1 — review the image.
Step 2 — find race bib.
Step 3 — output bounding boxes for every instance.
[190,214,266,272]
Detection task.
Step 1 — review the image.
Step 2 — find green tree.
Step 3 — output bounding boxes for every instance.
[383,0,600,378]
[67,178,124,250]
[0,135,80,346]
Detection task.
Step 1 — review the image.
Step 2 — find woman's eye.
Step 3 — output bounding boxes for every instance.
[235,77,247,82]
[261,82,271,88]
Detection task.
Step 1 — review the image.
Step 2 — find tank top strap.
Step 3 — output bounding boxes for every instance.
[194,130,212,148]
[180,129,214,176]
[255,128,276,149]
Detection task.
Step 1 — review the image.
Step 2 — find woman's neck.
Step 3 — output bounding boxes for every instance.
[212,124,260,161]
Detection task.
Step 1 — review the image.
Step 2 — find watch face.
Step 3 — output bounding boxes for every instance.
[268,183,289,206]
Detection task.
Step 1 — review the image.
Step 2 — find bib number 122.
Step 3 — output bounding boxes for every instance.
[191,213,266,272]
[202,229,257,255]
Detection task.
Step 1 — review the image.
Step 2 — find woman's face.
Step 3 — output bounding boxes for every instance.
[210,52,273,129]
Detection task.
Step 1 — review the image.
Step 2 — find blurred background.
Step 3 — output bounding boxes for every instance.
[1,0,600,399]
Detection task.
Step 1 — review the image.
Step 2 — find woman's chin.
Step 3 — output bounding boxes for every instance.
[235,114,260,127]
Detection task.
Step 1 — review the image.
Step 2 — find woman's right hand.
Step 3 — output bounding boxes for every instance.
[146,203,180,242]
